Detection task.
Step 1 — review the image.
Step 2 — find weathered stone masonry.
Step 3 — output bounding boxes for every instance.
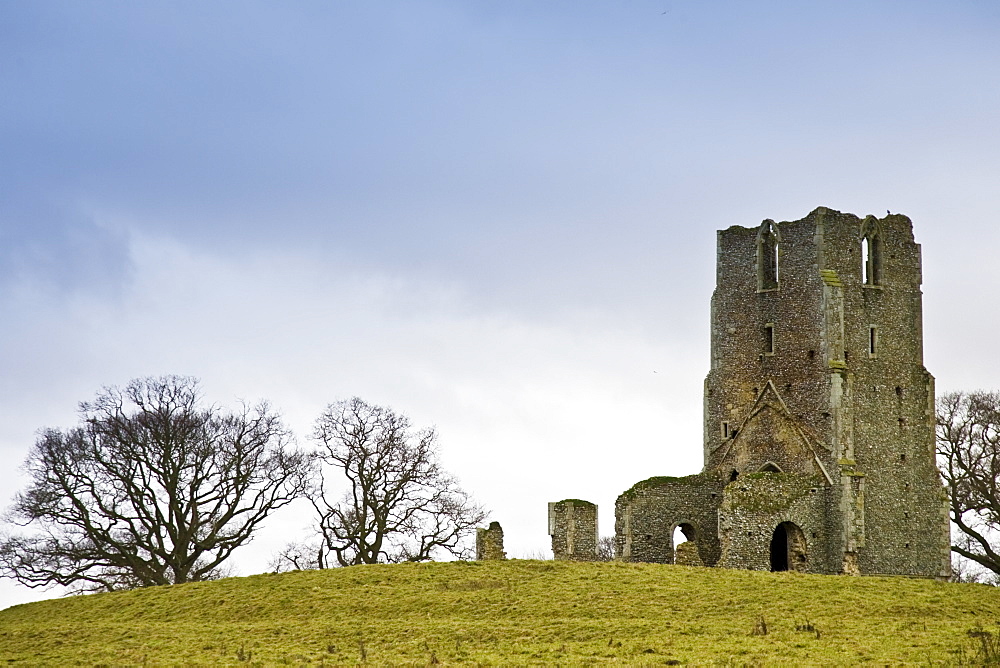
[549,499,598,561]
[593,209,948,576]
[476,521,506,561]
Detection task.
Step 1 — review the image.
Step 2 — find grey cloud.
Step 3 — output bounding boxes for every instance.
[0,190,131,295]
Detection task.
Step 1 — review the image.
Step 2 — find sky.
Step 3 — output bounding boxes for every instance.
[2,0,1000,608]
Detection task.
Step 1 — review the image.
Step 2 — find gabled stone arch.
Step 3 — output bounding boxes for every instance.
[757,219,781,291]
[861,216,884,286]
[759,462,783,473]
[712,381,834,484]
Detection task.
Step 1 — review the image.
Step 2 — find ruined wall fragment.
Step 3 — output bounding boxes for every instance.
[548,499,598,561]
[476,521,506,561]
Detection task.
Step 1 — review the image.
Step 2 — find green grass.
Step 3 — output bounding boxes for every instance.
[1,560,999,665]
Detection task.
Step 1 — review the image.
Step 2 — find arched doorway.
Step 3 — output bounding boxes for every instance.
[769,522,807,572]
[672,523,702,566]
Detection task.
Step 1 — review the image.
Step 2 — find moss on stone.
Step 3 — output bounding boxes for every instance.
[721,473,822,514]
[623,474,699,496]
[618,473,727,504]
[555,499,596,507]
[819,269,844,287]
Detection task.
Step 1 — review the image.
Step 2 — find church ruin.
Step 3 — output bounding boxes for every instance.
[552,207,951,577]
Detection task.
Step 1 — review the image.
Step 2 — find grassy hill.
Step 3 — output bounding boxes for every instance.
[1,559,999,665]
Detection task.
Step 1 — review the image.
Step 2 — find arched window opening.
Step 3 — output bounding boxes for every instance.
[757,220,779,291]
[730,469,739,482]
[862,219,882,286]
[769,522,808,572]
[862,236,871,280]
[672,523,701,566]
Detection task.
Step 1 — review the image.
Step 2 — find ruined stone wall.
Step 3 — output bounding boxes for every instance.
[614,473,725,565]
[476,521,506,561]
[820,212,951,577]
[705,217,832,477]
[609,208,948,577]
[548,499,598,561]
[673,541,703,566]
[699,208,949,578]
[718,473,831,573]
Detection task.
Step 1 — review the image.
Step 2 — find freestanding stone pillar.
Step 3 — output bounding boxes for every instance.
[548,499,598,561]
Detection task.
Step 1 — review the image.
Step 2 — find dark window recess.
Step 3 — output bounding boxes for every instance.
[808,350,816,359]
[721,422,730,438]
[758,220,779,290]
[765,324,774,354]
[785,383,792,392]
[900,453,907,462]
[895,386,903,397]
[869,326,878,356]
[730,470,739,482]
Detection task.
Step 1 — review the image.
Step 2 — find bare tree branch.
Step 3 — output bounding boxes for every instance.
[277,397,485,569]
[937,390,1000,577]
[0,376,310,592]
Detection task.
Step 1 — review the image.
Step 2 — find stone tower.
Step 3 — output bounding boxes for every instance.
[615,208,951,577]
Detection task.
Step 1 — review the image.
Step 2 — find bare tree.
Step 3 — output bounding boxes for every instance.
[0,376,309,592]
[596,535,616,561]
[269,539,324,573]
[937,390,1000,576]
[297,398,485,568]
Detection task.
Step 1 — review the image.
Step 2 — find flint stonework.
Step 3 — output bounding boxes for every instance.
[476,521,506,561]
[549,500,598,561]
[606,208,951,578]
